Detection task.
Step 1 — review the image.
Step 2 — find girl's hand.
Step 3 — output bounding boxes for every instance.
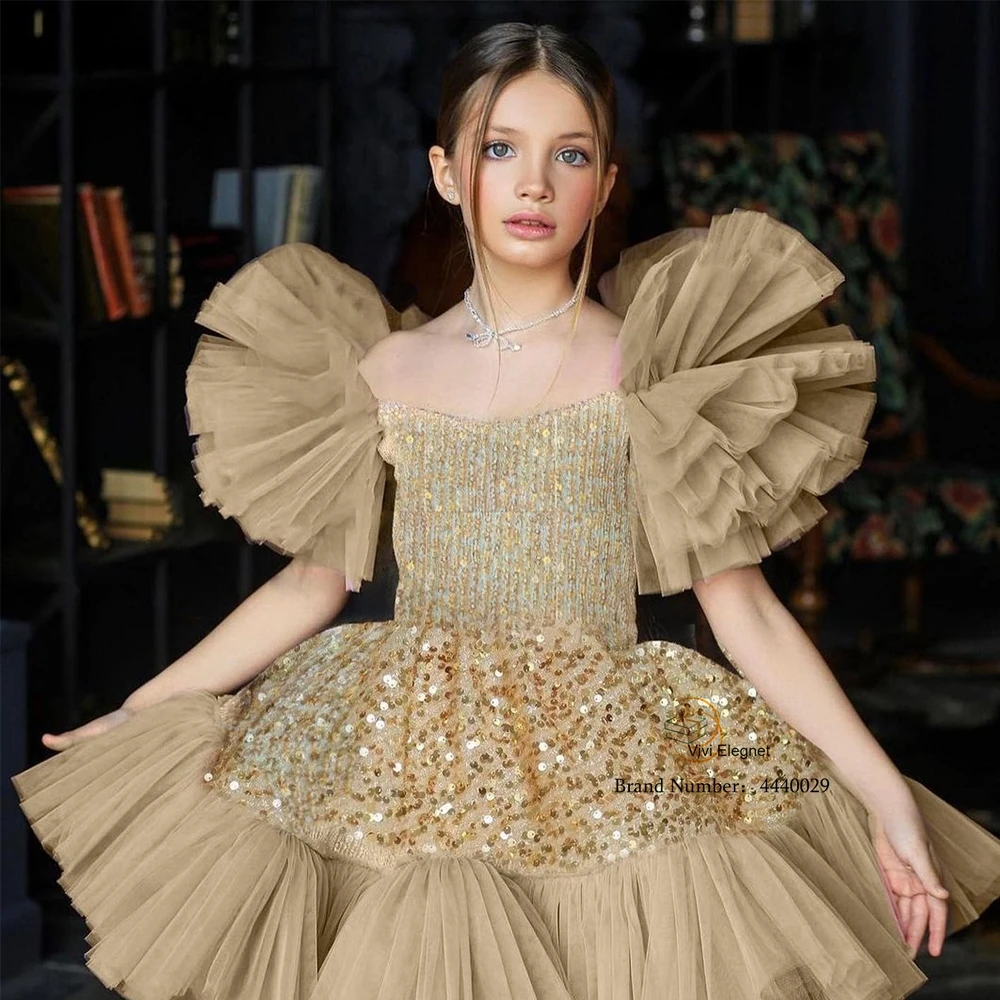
[870,801,950,959]
[41,706,135,752]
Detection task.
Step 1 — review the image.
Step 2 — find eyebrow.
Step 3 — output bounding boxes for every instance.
[488,125,595,141]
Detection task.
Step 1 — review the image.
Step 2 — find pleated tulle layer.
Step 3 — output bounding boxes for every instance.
[13,689,1000,1000]
[598,209,878,596]
[185,210,879,602]
[186,243,396,591]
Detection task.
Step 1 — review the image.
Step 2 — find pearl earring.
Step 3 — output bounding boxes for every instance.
[447,190,455,200]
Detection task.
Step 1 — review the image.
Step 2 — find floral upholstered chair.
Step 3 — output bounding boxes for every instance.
[661,132,1000,666]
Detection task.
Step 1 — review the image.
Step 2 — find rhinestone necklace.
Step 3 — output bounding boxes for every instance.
[463,286,579,352]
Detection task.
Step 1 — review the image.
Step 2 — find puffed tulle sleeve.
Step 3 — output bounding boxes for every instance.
[599,209,878,596]
[185,242,423,591]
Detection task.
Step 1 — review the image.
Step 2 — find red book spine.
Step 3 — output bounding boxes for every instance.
[100,187,152,318]
[78,183,128,321]
[1,185,60,199]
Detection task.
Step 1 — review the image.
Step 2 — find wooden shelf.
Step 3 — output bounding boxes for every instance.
[1,63,338,93]
[0,29,864,94]
[0,305,197,344]
[653,30,861,52]
[1,517,234,585]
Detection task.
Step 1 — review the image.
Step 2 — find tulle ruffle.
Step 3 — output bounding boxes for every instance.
[187,210,877,597]
[13,687,1000,1000]
[186,243,393,590]
[600,209,878,595]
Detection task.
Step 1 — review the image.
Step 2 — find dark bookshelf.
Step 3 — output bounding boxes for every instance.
[0,0,338,733]
[1,63,345,93]
[634,6,862,135]
[1,305,190,344]
[2,516,232,587]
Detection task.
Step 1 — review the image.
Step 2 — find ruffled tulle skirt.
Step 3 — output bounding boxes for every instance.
[12,620,1000,1000]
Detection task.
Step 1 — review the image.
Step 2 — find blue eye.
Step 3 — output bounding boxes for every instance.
[481,142,591,166]
[483,141,513,159]
[558,148,590,166]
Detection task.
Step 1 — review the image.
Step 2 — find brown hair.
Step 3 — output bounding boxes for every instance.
[436,22,617,410]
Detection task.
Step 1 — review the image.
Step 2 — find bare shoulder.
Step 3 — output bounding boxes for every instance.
[357,320,439,401]
[580,298,624,377]
[584,297,625,340]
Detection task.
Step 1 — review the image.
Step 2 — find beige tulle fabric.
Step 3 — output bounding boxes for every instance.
[599,208,877,595]
[186,242,414,591]
[12,212,1000,1000]
[12,690,1000,1000]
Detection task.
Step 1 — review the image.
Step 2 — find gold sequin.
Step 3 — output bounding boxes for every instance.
[207,393,821,878]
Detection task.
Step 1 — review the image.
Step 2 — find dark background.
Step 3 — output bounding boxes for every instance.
[2,0,998,982]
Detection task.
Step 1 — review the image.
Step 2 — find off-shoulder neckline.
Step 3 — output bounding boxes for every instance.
[376,388,624,425]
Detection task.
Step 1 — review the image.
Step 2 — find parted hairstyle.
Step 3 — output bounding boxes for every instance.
[435,22,618,407]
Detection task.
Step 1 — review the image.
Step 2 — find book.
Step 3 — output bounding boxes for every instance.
[98,187,152,318]
[101,467,179,530]
[210,165,322,254]
[77,183,129,321]
[130,233,184,309]
[286,168,308,244]
[100,468,170,502]
[285,166,322,243]
[1,184,107,324]
[733,0,774,42]
[174,228,242,305]
[105,523,166,542]
[105,499,176,528]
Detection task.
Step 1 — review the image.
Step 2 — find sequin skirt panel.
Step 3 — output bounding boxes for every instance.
[208,619,826,878]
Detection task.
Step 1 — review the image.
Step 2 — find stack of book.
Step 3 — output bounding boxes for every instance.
[132,233,185,310]
[100,468,180,542]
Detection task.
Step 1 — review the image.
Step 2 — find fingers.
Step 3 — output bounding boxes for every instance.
[41,731,76,750]
[898,891,913,945]
[899,842,951,958]
[41,718,102,750]
[872,819,952,959]
[902,883,950,958]
[905,890,928,958]
[40,707,134,752]
[926,895,949,957]
[913,843,950,900]
[911,841,950,957]
[43,728,89,750]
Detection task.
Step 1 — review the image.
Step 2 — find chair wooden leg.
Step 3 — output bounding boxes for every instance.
[903,561,922,636]
[891,560,1000,676]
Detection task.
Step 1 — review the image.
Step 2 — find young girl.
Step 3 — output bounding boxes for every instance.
[14,21,1000,1000]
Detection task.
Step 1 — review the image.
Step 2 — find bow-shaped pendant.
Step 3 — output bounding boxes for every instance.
[465,329,522,352]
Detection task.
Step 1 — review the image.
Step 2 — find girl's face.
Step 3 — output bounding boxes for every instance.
[435,69,617,270]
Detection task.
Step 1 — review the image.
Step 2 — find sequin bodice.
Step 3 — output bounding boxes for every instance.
[375,390,639,652]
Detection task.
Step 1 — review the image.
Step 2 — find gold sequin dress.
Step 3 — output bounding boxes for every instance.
[12,210,1000,1000]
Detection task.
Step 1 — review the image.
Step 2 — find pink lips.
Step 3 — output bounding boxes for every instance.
[505,211,555,227]
[504,211,556,239]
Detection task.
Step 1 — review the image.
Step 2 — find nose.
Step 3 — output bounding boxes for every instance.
[515,157,553,202]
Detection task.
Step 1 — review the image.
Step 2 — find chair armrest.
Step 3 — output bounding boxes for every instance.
[912,331,1000,400]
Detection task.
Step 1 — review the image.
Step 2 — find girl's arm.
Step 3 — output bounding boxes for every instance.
[693,563,951,958]
[121,558,350,711]
[691,564,909,810]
